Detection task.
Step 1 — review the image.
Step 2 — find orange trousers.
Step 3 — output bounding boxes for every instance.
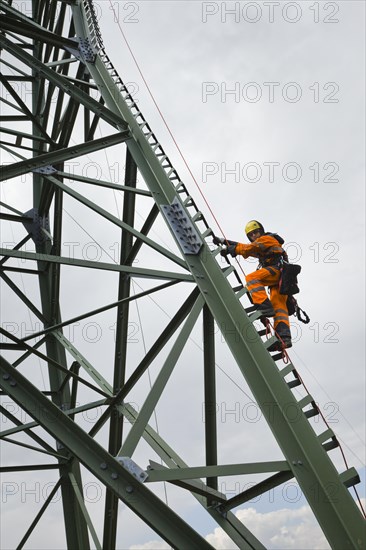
[245,267,290,330]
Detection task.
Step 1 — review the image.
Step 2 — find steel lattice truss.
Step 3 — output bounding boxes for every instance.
[0,0,365,548]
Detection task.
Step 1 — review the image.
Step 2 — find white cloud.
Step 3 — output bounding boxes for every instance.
[204,506,329,549]
[127,505,331,550]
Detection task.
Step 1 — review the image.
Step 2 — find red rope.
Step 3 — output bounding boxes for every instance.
[266,319,366,518]
[296,368,366,518]
[109,8,364,519]
[108,1,247,278]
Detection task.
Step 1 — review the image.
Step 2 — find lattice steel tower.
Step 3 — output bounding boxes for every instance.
[0,1,365,548]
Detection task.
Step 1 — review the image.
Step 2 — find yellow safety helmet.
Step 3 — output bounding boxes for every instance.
[245,220,264,239]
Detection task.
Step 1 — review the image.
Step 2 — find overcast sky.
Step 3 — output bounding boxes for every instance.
[1,1,365,549]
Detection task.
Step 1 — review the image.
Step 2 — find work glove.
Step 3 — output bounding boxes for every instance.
[220,245,238,258]
[212,235,238,257]
[212,235,226,246]
[212,235,238,248]
[220,242,238,258]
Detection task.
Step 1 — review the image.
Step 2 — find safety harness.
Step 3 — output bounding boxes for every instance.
[258,234,310,324]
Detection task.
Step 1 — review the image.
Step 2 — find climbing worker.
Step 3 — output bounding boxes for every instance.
[213,220,292,351]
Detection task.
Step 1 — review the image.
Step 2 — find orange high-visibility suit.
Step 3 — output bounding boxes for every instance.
[235,234,290,333]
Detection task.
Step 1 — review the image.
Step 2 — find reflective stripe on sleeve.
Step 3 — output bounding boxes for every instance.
[246,279,261,287]
[249,286,266,293]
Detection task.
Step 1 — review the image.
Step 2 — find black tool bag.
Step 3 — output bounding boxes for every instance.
[279,262,301,295]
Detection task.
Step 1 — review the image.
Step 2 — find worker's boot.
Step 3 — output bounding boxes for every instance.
[255,298,275,318]
[268,322,292,352]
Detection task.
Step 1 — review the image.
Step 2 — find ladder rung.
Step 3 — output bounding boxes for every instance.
[211,247,222,258]
[340,467,360,488]
[183,197,193,207]
[287,377,301,388]
[280,364,294,377]
[175,183,187,194]
[270,352,283,362]
[235,287,246,299]
[323,439,339,452]
[264,336,278,349]
[222,265,235,277]
[248,310,263,322]
[201,228,213,239]
[318,429,339,451]
[192,211,203,222]
[317,428,335,444]
[298,395,319,417]
[304,406,319,419]
[298,395,314,408]
[245,305,257,314]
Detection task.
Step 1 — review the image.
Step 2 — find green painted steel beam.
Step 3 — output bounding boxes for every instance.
[0,327,110,398]
[146,460,291,482]
[52,331,114,397]
[0,404,58,454]
[103,149,137,549]
[203,304,218,496]
[0,270,46,321]
[68,472,102,550]
[88,286,201,439]
[0,35,127,130]
[0,464,60,472]
[49,187,63,324]
[0,213,32,223]
[170,480,227,503]
[0,15,78,50]
[119,295,205,457]
[0,126,50,143]
[0,0,64,37]
[0,266,41,275]
[19,159,90,550]
[21,280,178,342]
[45,175,188,269]
[0,356,214,550]
[0,73,54,144]
[120,403,266,550]
[0,201,25,216]
[124,204,160,265]
[0,131,129,181]
[0,435,64,459]
[223,471,295,512]
[0,140,43,154]
[16,478,63,550]
[0,57,31,78]
[56,170,152,196]
[0,248,193,281]
[0,400,107,439]
[69,6,366,545]
[1,2,363,548]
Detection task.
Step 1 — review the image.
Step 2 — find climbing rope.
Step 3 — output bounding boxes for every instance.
[105,7,365,518]
[106,0,248,279]
[265,318,366,519]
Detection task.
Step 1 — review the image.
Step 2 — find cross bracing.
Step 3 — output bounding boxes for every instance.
[0,0,365,549]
